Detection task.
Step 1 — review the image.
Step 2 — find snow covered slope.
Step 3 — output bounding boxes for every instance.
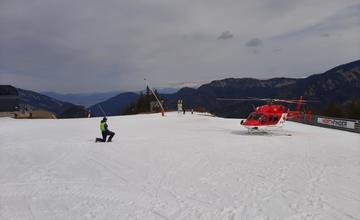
[0,113,359,220]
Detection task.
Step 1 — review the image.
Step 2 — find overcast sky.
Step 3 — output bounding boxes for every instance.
[1,0,359,93]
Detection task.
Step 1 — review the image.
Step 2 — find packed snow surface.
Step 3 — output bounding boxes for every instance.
[1,112,359,220]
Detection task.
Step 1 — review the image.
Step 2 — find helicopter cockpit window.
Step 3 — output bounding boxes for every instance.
[254,114,263,120]
[247,113,263,120]
[248,113,264,121]
[261,117,266,124]
[247,113,254,120]
[269,115,273,122]
[273,115,279,122]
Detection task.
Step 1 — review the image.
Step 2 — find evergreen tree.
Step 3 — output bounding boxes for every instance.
[346,100,360,119]
[122,87,163,115]
[323,102,344,118]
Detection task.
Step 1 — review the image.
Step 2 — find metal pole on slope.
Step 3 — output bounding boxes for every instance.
[144,78,165,116]
[98,104,107,117]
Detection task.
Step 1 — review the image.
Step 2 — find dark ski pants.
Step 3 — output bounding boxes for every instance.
[96,131,115,142]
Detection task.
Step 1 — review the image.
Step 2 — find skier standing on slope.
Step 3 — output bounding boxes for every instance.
[177,100,182,114]
[95,117,115,142]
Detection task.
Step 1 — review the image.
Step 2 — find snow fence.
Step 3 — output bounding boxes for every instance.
[290,114,360,133]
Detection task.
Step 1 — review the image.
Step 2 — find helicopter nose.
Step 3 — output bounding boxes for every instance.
[244,120,259,126]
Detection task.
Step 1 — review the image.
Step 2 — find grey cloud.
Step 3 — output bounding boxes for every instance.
[167,81,204,88]
[218,31,234,40]
[272,3,360,41]
[0,0,359,93]
[263,0,300,13]
[320,33,331,38]
[246,38,262,47]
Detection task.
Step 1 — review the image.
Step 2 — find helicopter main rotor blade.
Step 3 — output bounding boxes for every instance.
[217,97,318,103]
[216,98,252,101]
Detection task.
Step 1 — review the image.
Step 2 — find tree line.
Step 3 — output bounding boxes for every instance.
[122,87,162,115]
[322,100,360,119]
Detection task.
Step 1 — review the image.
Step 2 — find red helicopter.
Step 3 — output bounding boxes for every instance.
[217,96,313,132]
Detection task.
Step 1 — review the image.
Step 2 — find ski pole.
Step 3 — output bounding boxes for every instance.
[98,104,107,117]
[144,78,165,116]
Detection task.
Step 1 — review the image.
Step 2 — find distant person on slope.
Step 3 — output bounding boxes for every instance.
[95,117,115,142]
[177,100,183,114]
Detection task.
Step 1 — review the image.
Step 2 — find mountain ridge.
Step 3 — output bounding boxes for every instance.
[161,59,360,117]
[41,91,123,107]
[4,59,359,119]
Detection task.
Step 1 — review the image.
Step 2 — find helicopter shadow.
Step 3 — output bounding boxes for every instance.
[231,130,269,136]
[231,130,292,136]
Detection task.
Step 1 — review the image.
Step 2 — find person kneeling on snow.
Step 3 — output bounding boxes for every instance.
[96,117,115,142]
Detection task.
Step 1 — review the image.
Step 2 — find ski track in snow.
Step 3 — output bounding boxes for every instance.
[0,113,360,220]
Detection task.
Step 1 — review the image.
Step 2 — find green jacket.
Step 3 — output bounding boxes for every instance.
[100,121,108,132]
